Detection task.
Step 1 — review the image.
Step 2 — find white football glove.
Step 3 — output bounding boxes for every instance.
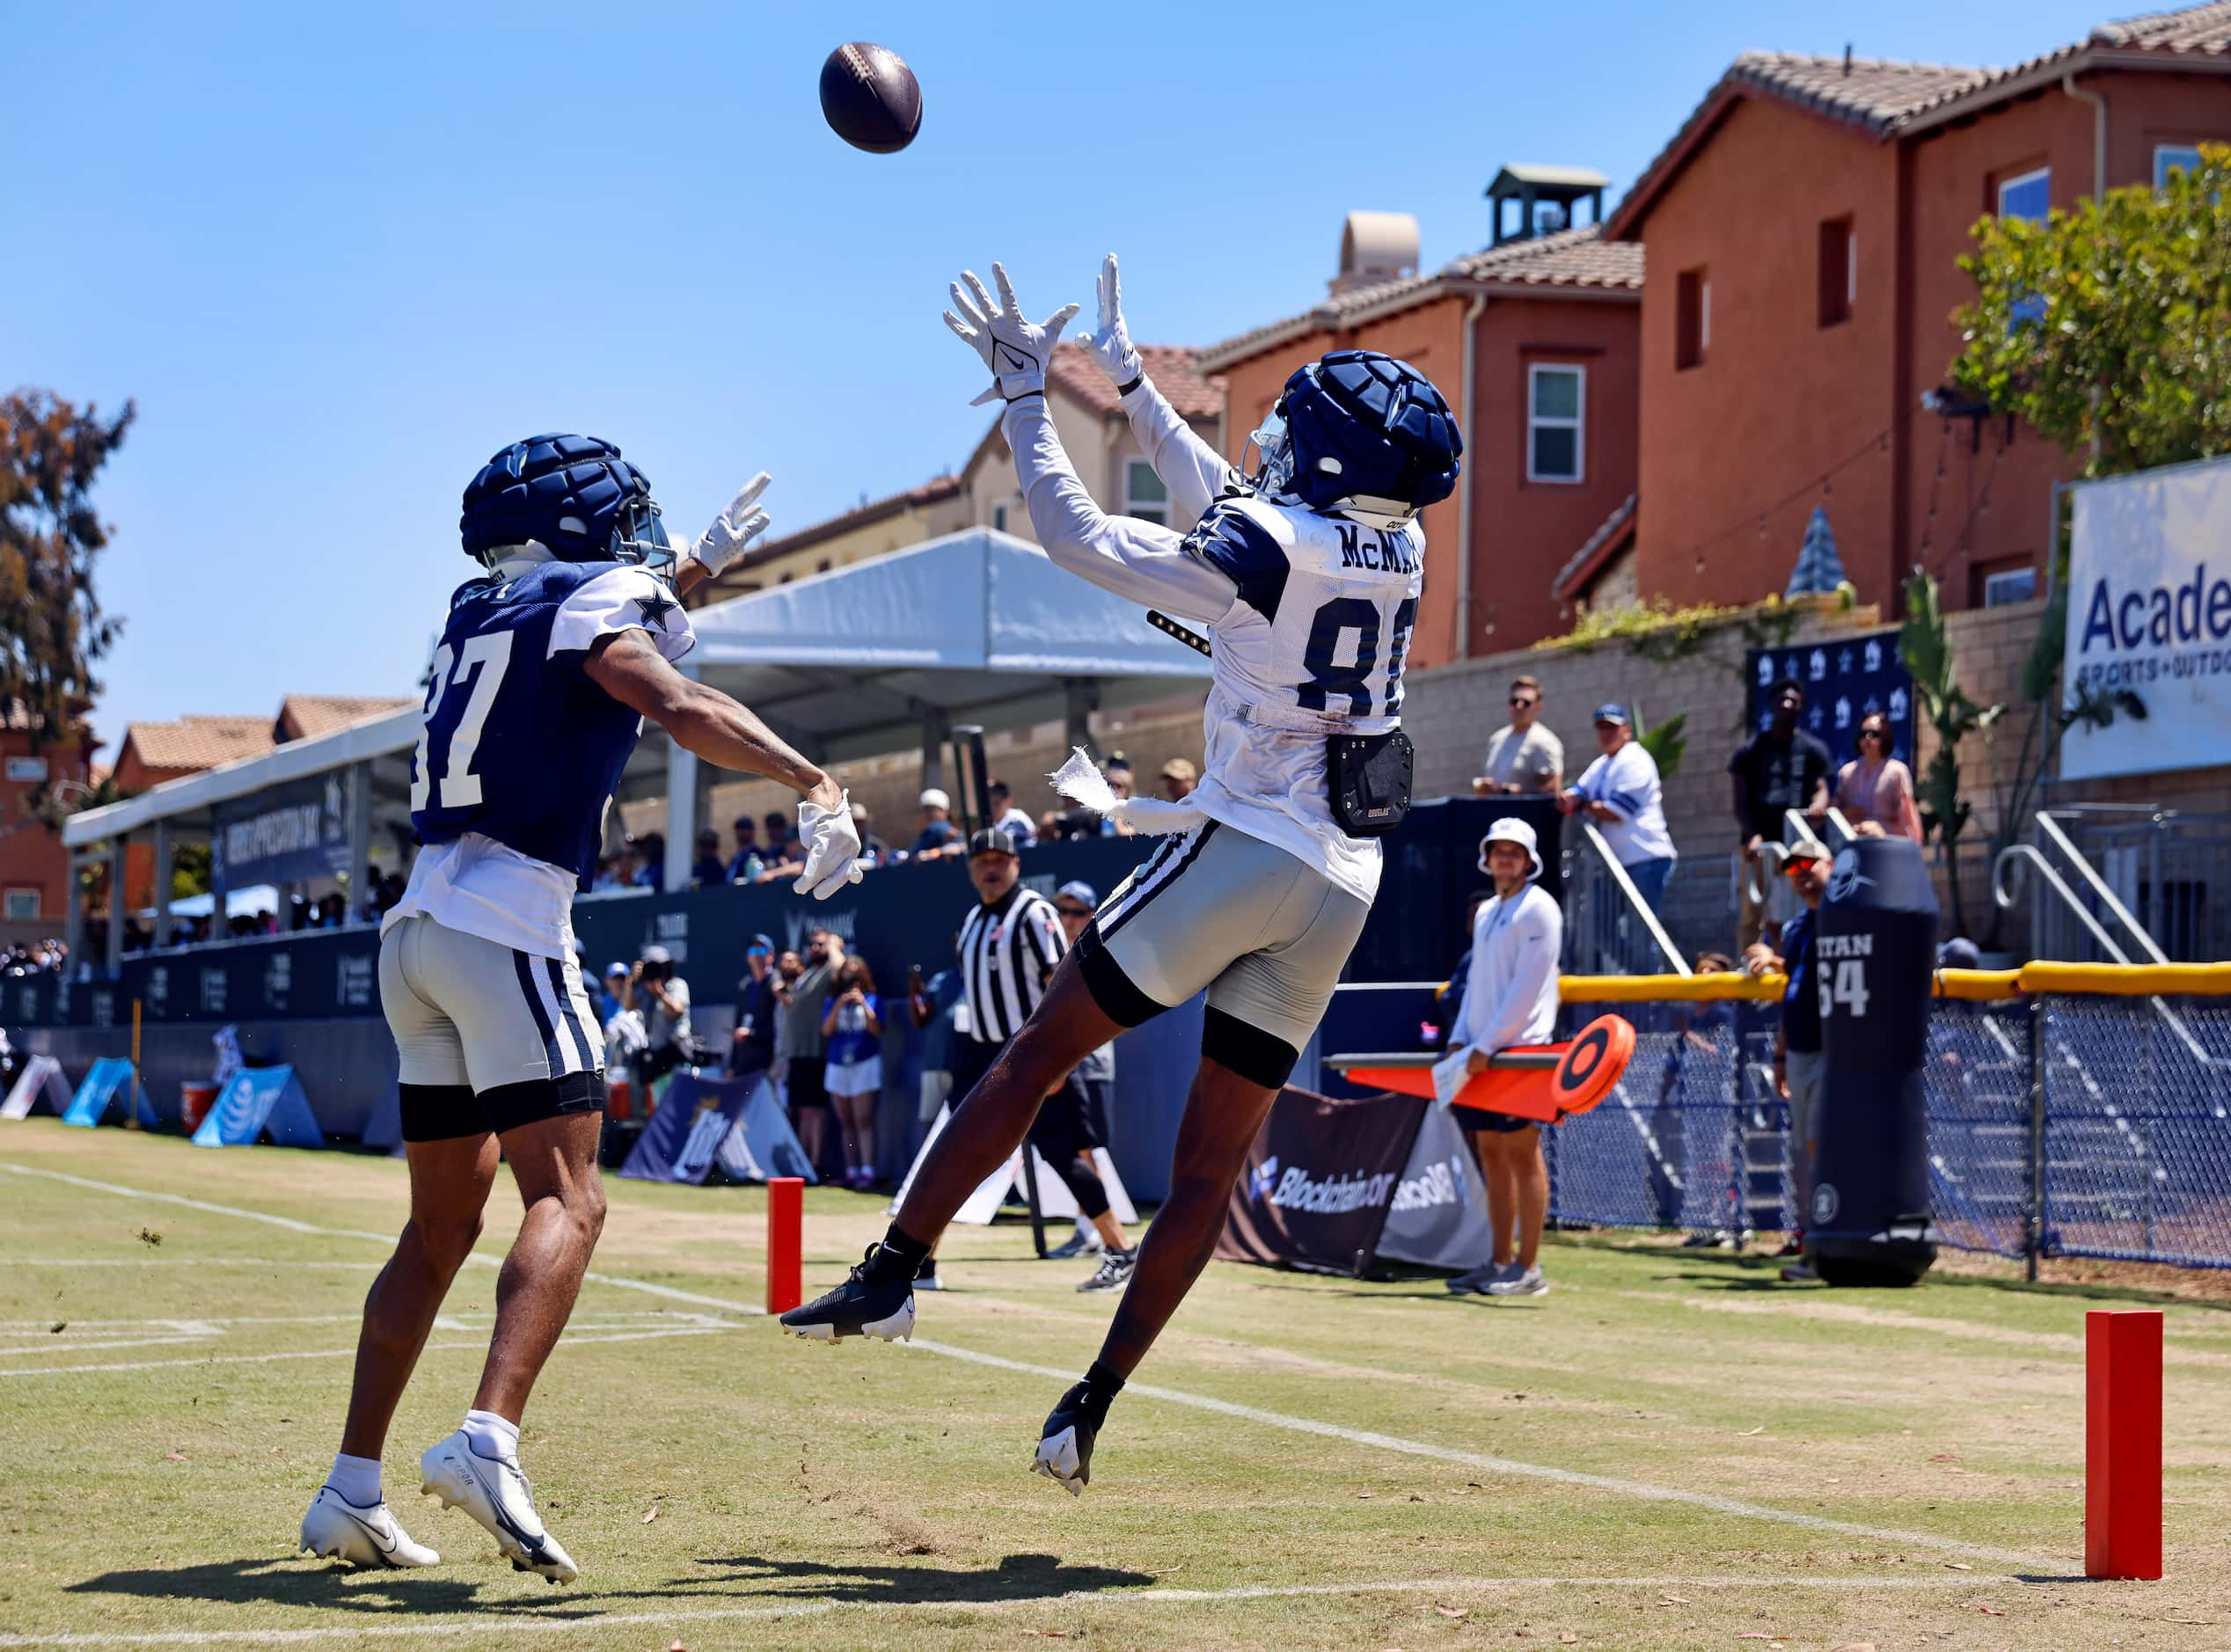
[943,262,1080,406]
[794,791,866,902]
[1079,252,1144,389]
[684,472,772,578]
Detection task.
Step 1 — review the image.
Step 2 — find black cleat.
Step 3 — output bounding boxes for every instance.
[779,1243,917,1342]
[1032,1381,1102,1495]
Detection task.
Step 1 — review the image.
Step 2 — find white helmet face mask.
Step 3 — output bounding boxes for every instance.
[611,499,678,583]
[1244,406,1296,496]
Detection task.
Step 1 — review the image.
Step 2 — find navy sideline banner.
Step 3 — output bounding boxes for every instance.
[1746,628,1915,771]
[213,771,355,892]
[5,796,1529,1028]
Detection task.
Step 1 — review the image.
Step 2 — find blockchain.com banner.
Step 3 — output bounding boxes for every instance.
[2066,456,2231,781]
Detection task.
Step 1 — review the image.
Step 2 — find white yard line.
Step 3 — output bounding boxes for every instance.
[0,1161,2063,1570]
[0,1326,738,1380]
[0,1572,2043,1648]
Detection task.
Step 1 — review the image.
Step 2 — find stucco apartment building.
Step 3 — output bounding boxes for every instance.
[693,345,1224,605]
[1197,194,1643,663]
[0,712,93,947]
[1600,4,2231,618]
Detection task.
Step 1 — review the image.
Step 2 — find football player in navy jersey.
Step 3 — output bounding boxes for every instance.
[782,261,1460,1495]
[302,436,861,1582]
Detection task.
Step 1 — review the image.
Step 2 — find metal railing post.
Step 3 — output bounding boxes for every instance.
[2027,994,2046,1283]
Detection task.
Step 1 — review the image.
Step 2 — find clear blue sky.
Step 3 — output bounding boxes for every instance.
[11,0,2114,755]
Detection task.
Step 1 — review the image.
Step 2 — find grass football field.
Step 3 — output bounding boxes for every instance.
[1,1120,2227,1650]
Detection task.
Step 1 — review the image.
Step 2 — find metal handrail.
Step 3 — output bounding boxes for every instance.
[1994,841,2213,1065]
[1578,820,1692,976]
[2034,810,2170,965]
[1741,808,1856,908]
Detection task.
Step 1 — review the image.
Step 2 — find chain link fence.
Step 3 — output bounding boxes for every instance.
[1542,988,2231,1270]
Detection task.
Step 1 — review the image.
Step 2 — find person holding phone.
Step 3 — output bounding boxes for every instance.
[821,959,885,1190]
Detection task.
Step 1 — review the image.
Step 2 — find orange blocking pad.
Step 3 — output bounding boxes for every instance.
[766,1176,804,1316]
[2086,1309,2163,1579]
[1342,1013,1635,1124]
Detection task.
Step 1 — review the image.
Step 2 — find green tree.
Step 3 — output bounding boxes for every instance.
[1949,143,2231,475]
[1,391,134,758]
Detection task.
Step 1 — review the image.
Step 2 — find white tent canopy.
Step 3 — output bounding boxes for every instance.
[684,527,1210,764]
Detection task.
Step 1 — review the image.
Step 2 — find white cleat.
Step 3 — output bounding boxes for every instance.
[419,1429,580,1583]
[299,1486,441,1569]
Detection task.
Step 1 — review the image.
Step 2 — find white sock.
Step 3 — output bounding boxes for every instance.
[326,1451,382,1508]
[462,1408,520,1460]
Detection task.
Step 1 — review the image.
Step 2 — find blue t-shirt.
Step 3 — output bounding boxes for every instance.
[825,992,882,1067]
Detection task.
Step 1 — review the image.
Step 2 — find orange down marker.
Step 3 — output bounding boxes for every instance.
[2085,1309,2162,1579]
[766,1176,804,1316]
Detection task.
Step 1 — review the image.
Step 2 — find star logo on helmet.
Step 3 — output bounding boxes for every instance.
[633,591,678,631]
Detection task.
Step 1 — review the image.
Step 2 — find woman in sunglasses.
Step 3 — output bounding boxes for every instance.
[1832,713,1922,843]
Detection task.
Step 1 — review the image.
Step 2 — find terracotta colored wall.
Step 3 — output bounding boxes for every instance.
[0,733,88,941]
[1632,95,1902,613]
[1902,74,2231,605]
[1467,294,1640,652]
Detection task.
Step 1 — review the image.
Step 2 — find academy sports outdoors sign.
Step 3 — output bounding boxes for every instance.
[2065,455,2231,782]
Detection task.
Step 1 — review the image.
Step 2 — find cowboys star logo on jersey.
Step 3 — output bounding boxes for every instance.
[633,589,679,631]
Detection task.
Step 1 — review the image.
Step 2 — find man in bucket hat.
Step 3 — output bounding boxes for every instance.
[1444,818,1563,1299]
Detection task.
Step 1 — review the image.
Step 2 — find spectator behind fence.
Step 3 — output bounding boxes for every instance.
[987,780,1038,850]
[852,801,889,868]
[1473,676,1564,797]
[1730,676,1830,952]
[690,829,727,888]
[912,788,961,859]
[822,958,885,1190]
[1745,836,1830,1283]
[1833,712,1923,844]
[625,945,694,1090]
[1159,757,1197,802]
[728,932,779,1080]
[1559,704,1677,910]
[775,928,845,1172]
[1097,752,1137,836]
[727,815,766,884]
[597,961,626,1027]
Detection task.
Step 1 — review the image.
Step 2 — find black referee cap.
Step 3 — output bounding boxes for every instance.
[967,826,1018,859]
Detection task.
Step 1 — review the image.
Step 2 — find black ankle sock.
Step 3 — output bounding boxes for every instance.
[866,1226,932,1284]
[1076,1358,1126,1427]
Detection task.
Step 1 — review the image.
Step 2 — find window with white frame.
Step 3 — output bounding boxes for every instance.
[1997,166,2051,222]
[2155,144,2203,188]
[1527,364,1585,483]
[1124,459,1169,525]
[4,889,39,922]
[1983,566,2037,607]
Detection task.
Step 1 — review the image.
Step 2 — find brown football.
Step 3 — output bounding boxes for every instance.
[818,42,922,155]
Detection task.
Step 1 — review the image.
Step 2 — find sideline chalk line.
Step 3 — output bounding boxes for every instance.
[0,1159,2061,1570]
[0,1573,2044,1648]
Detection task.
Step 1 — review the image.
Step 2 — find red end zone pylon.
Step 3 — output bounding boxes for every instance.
[2086,1308,2162,1579]
[767,1177,804,1316]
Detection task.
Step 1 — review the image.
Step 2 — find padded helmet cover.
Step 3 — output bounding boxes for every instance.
[459,433,656,563]
[1276,350,1462,516]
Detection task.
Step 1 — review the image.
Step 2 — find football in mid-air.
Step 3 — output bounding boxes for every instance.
[818,42,922,154]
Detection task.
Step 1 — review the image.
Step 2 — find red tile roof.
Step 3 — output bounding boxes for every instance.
[120,714,275,775]
[1198,228,1642,371]
[1046,343,1225,420]
[1612,4,2231,238]
[1554,493,1639,601]
[275,694,414,742]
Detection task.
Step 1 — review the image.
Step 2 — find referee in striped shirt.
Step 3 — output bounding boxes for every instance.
[952,827,1136,1287]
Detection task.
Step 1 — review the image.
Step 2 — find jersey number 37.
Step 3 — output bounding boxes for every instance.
[412,631,515,812]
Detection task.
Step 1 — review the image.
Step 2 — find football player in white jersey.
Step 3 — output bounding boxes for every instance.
[783,258,1461,1494]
